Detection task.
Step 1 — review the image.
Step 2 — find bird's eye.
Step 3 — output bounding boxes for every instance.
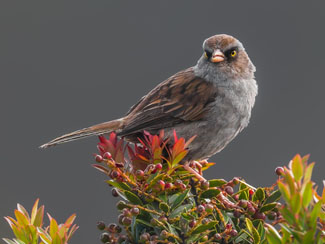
[231,50,237,57]
[204,50,212,59]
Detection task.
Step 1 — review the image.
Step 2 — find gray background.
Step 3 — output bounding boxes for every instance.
[1,1,324,243]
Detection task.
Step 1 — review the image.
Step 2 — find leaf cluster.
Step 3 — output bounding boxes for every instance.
[3,199,78,244]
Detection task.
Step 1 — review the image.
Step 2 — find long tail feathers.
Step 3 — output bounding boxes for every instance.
[39,119,123,149]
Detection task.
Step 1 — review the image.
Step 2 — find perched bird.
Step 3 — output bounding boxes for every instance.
[40,34,257,180]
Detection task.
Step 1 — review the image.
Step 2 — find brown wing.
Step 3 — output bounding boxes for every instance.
[120,67,218,136]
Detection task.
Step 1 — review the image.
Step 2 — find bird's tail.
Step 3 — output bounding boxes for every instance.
[39,119,123,148]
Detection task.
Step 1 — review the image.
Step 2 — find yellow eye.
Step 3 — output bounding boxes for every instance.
[231,50,237,57]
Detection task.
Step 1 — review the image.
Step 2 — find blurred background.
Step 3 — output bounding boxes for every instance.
[1,1,324,243]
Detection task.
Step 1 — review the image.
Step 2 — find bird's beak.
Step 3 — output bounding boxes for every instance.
[211,49,225,63]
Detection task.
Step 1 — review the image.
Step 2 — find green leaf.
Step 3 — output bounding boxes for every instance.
[291,154,303,182]
[310,201,322,227]
[260,203,277,213]
[264,190,281,204]
[278,181,291,203]
[106,180,131,191]
[239,190,249,200]
[16,204,30,222]
[147,173,163,189]
[245,218,254,234]
[302,229,315,244]
[209,179,227,187]
[265,224,282,244]
[252,188,265,202]
[159,202,170,214]
[171,189,190,210]
[33,205,44,227]
[191,221,218,235]
[245,218,261,244]
[200,189,221,199]
[14,210,30,227]
[283,168,296,195]
[2,239,16,244]
[30,199,39,225]
[124,191,143,205]
[49,218,59,238]
[302,181,313,208]
[37,227,51,244]
[290,193,302,215]
[280,207,296,226]
[303,162,314,185]
[257,221,265,241]
[136,219,153,227]
[169,204,193,219]
[172,151,187,167]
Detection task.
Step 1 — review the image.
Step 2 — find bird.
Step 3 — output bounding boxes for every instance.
[40,34,257,180]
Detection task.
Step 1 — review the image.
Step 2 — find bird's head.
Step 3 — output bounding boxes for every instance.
[197,34,256,80]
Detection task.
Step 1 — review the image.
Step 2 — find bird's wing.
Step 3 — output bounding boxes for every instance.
[120,67,218,136]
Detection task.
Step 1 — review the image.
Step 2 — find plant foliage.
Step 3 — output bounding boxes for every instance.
[3,199,78,244]
[92,131,324,243]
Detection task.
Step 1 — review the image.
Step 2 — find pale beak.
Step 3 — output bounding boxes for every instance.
[211,49,225,63]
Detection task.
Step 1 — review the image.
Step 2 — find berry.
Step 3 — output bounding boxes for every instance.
[189,220,196,228]
[197,205,205,213]
[226,223,232,229]
[100,233,110,243]
[111,188,119,197]
[205,204,214,213]
[150,235,158,241]
[130,207,140,216]
[239,200,248,208]
[179,183,187,190]
[122,217,132,226]
[249,189,254,196]
[155,163,162,171]
[122,208,132,217]
[158,180,165,190]
[111,170,120,179]
[135,169,144,179]
[275,167,284,176]
[116,200,126,210]
[214,233,222,240]
[233,210,241,218]
[201,181,210,190]
[232,177,240,185]
[103,152,112,159]
[253,212,266,221]
[165,182,173,190]
[107,223,117,233]
[225,186,234,195]
[158,216,167,222]
[95,155,103,163]
[96,221,105,230]
[200,235,209,241]
[247,206,256,215]
[118,214,124,225]
[174,179,182,186]
[230,229,238,237]
[140,233,150,241]
[160,230,169,239]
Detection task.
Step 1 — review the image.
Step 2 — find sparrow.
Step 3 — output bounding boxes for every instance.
[40,34,257,180]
